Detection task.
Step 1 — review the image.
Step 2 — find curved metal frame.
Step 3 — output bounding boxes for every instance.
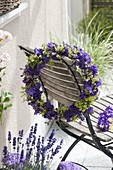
[57,57,113,160]
[60,57,82,94]
[19,45,113,169]
[86,113,113,158]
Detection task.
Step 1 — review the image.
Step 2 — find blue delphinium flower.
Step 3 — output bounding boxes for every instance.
[25,86,42,98]
[34,48,43,56]
[88,64,98,77]
[97,106,113,131]
[76,50,91,69]
[96,78,102,87]
[47,42,57,50]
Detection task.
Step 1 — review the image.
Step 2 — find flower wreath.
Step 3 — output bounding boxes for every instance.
[22,42,102,123]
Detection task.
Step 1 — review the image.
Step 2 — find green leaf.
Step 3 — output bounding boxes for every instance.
[3,91,13,99]
[3,97,11,102]
[0,104,3,112]
[3,104,12,110]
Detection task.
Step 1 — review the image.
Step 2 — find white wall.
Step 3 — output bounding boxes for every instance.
[67,0,90,35]
[68,0,83,34]
[0,0,68,165]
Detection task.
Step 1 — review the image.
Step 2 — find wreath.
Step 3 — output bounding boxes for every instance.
[21,42,102,123]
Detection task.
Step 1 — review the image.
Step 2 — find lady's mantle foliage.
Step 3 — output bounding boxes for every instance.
[22,42,101,122]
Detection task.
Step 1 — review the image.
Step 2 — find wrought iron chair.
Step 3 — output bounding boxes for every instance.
[19,45,113,170]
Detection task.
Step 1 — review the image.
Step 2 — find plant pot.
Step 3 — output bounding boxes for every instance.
[57,161,88,170]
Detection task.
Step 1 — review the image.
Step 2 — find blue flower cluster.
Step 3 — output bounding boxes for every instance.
[22,42,101,122]
[2,124,63,170]
[97,106,113,131]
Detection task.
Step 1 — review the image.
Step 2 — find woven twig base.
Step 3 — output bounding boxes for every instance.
[0,0,21,16]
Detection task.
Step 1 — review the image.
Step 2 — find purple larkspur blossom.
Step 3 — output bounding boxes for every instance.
[63,103,81,122]
[43,101,54,111]
[73,45,78,50]
[83,80,99,96]
[25,86,42,99]
[43,102,59,120]
[37,62,46,70]
[47,42,56,49]
[80,91,85,100]
[98,106,113,131]
[84,80,93,93]
[51,53,58,60]
[34,48,43,56]
[77,51,91,69]
[84,107,93,116]
[22,76,33,85]
[44,110,58,120]
[88,64,98,77]
[63,47,69,57]
[96,78,102,87]
[42,55,50,63]
[31,101,42,115]
[34,82,41,89]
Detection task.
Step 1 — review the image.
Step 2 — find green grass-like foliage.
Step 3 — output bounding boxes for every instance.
[69,8,113,86]
[77,8,113,42]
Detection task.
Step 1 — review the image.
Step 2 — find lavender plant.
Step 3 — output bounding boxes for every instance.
[1,123,63,170]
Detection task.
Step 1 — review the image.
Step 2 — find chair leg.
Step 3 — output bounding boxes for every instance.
[61,134,85,161]
[111,158,113,170]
